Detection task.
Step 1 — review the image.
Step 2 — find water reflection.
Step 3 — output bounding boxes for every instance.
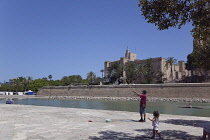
[0,98,209,117]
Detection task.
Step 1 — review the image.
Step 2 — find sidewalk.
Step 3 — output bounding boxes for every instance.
[0,104,209,140]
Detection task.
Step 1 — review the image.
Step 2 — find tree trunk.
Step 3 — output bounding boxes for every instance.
[171,65,173,82]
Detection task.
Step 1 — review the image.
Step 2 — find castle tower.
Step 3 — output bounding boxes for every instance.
[125,48,136,61]
[104,61,110,78]
[125,48,130,59]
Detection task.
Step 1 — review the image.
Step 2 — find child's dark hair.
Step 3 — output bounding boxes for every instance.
[153,111,160,118]
[142,90,146,94]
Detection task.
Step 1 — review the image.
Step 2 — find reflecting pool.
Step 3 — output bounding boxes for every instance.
[1,98,210,117]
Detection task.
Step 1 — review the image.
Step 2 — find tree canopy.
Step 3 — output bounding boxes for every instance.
[86,71,96,84]
[0,73,96,92]
[125,63,137,84]
[108,62,123,83]
[125,63,147,84]
[193,43,210,72]
[138,0,210,44]
[48,75,52,80]
[60,75,84,86]
[185,53,198,76]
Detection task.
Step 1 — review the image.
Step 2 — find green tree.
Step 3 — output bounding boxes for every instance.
[0,77,32,92]
[50,80,62,86]
[17,77,26,83]
[135,63,147,78]
[100,69,104,78]
[28,79,49,92]
[16,77,27,91]
[138,0,210,45]
[0,83,11,91]
[166,57,177,81]
[156,71,165,82]
[125,63,136,84]
[14,85,24,92]
[124,63,147,84]
[186,53,198,76]
[74,75,83,83]
[42,77,48,80]
[68,75,83,84]
[145,58,155,83]
[27,76,33,83]
[108,62,123,83]
[193,44,210,78]
[60,76,70,86]
[86,71,96,84]
[48,75,52,80]
[26,76,33,90]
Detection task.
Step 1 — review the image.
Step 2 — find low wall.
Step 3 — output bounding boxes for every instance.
[37,83,210,99]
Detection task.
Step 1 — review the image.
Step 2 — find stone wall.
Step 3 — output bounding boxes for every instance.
[37,83,210,99]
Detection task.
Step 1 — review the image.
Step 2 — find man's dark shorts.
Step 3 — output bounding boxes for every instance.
[139,104,146,114]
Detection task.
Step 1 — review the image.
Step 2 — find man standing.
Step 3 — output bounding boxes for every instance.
[133,90,147,122]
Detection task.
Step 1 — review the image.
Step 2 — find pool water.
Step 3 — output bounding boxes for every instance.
[1,98,210,117]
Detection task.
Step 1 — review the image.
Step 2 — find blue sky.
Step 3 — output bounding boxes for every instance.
[0,0,193,82]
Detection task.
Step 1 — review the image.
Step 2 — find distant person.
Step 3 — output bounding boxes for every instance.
[148,111,162,139]
[133,90,147,122]
[6,98,14,104]
[202,122,210,140]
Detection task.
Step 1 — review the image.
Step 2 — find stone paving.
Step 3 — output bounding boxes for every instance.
[0,104,209,140]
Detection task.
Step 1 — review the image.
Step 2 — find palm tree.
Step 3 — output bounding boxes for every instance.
[135,64,147,77]
[134,63,147,83]
[145,58,155,84]
[124,63,136,84]
[100,69,104,78]
[86,71,96,84]
[166,57,177,82]
[48,75,52,81]
[156,71,165,82]
[108,62,123,83]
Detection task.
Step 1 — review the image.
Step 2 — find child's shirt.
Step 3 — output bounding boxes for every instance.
[152,117,159,127]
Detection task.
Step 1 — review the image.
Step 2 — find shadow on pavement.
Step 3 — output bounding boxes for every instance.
[89,130,150,140]
[89,129,200,140]
[136,129,201,140]
[162,119,209,128]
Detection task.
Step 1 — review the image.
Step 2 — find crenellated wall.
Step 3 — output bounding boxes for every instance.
[37,83,210,99]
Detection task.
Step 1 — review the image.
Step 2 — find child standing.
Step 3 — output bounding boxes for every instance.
[148,111,162,139]
[133,90,147,122]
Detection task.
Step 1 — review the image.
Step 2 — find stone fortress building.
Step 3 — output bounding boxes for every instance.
[104,49,191,83]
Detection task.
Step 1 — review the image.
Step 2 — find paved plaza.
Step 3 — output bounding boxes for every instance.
[0,104,209,140]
